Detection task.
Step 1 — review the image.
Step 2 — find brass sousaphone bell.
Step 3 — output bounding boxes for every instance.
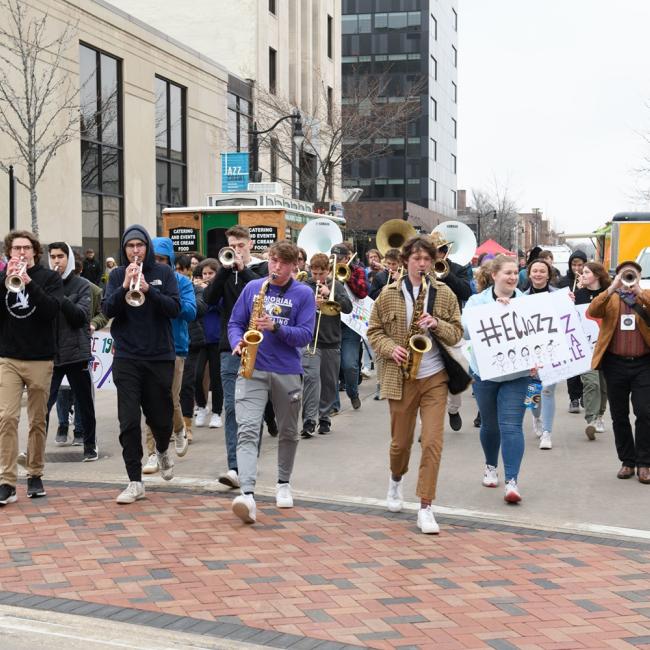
[376,219,418,256]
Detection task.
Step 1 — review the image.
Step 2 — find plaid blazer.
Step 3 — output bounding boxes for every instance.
[367,276,463,401]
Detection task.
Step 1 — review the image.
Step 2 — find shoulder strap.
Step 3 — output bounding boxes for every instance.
[631,302,650,327]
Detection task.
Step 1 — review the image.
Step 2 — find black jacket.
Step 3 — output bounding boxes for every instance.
[304,278,353,349]
[81,257,102,285]
[574,286,605,306]
[188,284,208,351]
[203,260,268,353]
[0,262,63,360]
[558,250,588,289]
[369,268,396,300]
[439,261,473,308]
[101,224,180,361]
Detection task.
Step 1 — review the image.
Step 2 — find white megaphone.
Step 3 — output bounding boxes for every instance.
[431,221,477,266]
[297,217,343,262]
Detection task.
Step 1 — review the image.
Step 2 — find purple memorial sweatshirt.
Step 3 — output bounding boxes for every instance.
[228,277,316,375]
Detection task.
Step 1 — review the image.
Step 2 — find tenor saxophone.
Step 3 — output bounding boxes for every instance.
[239,278,271,379]
[402,272,433,381]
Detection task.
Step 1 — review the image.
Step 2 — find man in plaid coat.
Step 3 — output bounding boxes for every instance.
[368,236,462,534]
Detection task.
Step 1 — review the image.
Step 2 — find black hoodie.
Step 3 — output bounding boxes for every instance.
[101,224,180,360]
[0,259,63,360]
[558,250,588,289]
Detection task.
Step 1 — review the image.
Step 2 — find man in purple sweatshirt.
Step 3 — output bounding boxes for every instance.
[228,241,315,523]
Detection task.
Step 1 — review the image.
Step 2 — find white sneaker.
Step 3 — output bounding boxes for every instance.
[360,366,371,378]
[539,431,552,450]
[218,469,240,489]
[533,417,543,438]
[142,453,159,474]
[156,449,174,481]
[17,451,27,468]
[417,506,440,534]
[387,477,403,512]
[209,413,223,428]
[194,406,209,427]
[504,478,521,504]
[595,416,605,433]
[174,428,189,457]
[276,483,294,508]
[116,481,145,504]
[482,464,499,487]
[232,493,256,523]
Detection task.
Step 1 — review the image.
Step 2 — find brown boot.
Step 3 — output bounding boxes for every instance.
[184,416,193,444]
[617,464,635,479]
[638,467,650,484]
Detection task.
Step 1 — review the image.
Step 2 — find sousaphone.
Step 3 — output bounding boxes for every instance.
[431,220,477,267]
[297,217,343,261]
[376,219,417,255]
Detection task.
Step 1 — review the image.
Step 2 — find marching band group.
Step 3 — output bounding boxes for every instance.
[0,221,649,534]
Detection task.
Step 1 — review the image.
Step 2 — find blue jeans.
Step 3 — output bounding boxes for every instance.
[220,352,241,471]
[472,374,529,482]
[341,324,361,400]
[532,383,556,433]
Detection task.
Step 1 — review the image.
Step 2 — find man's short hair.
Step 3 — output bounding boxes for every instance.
[538,250,554,261]
[176,254,192,271]
[4,230,42,262]
[310,253,330,270]
[225,225,250,240]
[297,247,308,262]
[48,241,68,254]
[268,241,299,264]
[384,248,401,262]
[401,236,437,264]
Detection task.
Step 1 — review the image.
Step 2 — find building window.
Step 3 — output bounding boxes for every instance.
[452,189,457,209]
[452,117,457,138]
[270,135,279,182]
[269,0,276,15]
[430,55,437,81]
[451,153,457,174]
[269,47,277,94]
[452,81,457,103]
[79,43,123,264]
[155,76,187,234]
[453,8,458,31]
[452,45,458,67]
[430,96,437,121]
[431,13,437,40]
[327,86,333,125]
[430,137,437,162]
[433,179,437,201]
[227,89,252,152]
[327,14,333,59]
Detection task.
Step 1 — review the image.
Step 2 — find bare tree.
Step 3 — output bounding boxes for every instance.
[0,0,78,235]
[471,180,519,249]
[254,67,426,203]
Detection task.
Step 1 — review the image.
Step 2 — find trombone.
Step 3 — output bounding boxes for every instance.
[125,257,145,307]
[5,256,27,293]
[307,256,342,355]
[335,252,357,284]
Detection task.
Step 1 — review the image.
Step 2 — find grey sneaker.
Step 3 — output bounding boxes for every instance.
[156,449,174,481]
[174,428,189,457]
[116,481,145,504]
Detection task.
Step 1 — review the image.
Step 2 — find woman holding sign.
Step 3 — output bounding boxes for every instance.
[462,255,531,504]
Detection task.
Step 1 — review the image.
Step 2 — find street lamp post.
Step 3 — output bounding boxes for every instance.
[249,110,305,197]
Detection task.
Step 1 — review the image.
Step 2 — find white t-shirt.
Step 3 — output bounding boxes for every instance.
[401,282,444,379]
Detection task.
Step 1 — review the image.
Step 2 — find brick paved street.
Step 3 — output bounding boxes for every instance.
[0,481,649,649]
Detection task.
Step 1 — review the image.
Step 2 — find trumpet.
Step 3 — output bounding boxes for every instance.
[5,256,27,293]
[621,269,639,289]
[218,246,236,268]
[335,252,357,283]
[125,257,145,307]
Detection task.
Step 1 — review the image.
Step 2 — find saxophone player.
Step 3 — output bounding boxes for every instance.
[367,236,462,534]
[227,242,316,524]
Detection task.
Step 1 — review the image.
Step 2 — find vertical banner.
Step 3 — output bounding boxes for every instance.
[220,152,249,192]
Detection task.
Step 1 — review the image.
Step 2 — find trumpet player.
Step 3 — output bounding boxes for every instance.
[102,226,180,504]
[301,253,352,438]
[0,230,63,505]
[228,242,315,524]
[368,236,462,534]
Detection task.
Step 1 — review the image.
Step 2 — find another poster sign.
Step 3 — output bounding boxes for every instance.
[220,152,249,192]
[249,226,278,251]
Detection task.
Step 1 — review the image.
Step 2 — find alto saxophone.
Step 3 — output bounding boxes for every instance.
[402,272,433,381]
[239,278,271,379]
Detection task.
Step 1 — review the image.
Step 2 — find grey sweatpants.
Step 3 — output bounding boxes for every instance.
[235,370,302,493]
[301,347,340,427]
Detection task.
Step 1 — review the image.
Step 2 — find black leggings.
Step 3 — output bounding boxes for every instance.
[194,343,223,414]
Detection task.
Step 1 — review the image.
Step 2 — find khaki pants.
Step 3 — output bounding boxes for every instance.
[388,369,448,501]
[0,358,53,486]
[145,356,185,455]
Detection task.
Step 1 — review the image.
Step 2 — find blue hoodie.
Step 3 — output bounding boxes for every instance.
[152,237,197,356]
[102,224,180,360]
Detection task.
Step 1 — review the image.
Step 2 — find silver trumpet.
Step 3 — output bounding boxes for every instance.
[5,256,27,293]
[218,246,236,268]
[125,257,145,307]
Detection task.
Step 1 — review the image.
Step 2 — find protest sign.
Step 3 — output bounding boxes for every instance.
[91,330,115,390]
[464,290,572,381]
[575,303,600,351]
[340,289,374,341]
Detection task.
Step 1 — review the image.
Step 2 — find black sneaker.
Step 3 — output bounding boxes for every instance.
[83,448,99,462]
[449,412,462,432]
[71,434,84,446]
[318,422,331,435]
[473,412,481,428]
[301,420,315,439]
[351,396,361,410]
[267,419,278,437]
[0,484,17,505]
[569,399,581,414]
[27,476,46,498]
[55,427,69,446]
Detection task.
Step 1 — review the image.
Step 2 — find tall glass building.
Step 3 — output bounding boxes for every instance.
[342,0,458,219]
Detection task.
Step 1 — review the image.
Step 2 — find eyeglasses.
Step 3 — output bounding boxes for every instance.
[125,242,146,249]
[11,245,33,252]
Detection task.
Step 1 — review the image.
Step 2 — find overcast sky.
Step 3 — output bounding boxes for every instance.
[457,0,650,235]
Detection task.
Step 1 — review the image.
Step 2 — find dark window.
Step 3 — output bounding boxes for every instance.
[451,153,457,174]
[430,137,437,161]
[453,8,458,31]
[452,189,457,209]
[270,136,279,182]
[327,86,333,125]
[452,45,458,67]
[431,97,437,121]
[327,15,333,58]
[269,0,276,14]
[227,90,252,152]
[433,179,437,201]
[431,55,437,81]
[452,117,457,138]
[269,47,277,94]
[431,13,437,40]
[452,81,457,103]
[155,76,187,234]
[79,43,123,264]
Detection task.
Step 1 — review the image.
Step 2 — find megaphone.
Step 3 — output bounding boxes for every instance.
[376,219,417,255]
[431,221,477,267]
[297,217,343,262]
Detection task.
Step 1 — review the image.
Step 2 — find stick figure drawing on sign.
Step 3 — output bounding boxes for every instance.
[493,351,507,372]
